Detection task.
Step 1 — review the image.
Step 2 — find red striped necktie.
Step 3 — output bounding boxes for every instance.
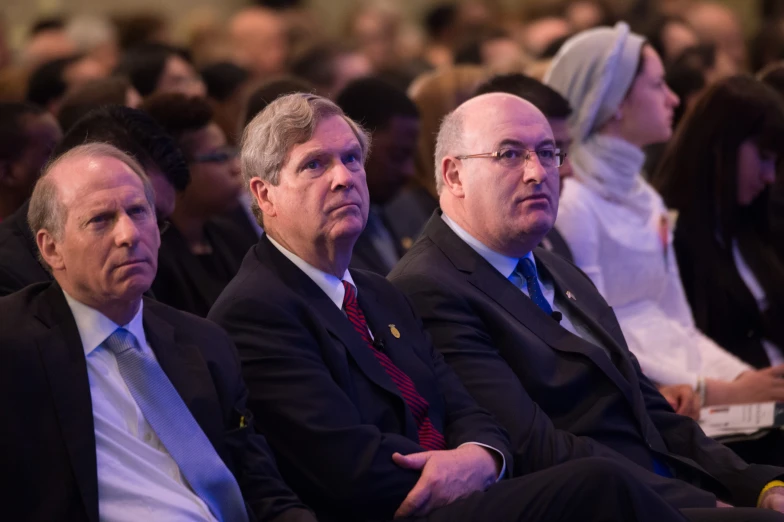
[341,281,446,451]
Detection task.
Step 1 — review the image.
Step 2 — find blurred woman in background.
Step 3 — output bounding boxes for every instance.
[655,76,784,371]
[143,93,246,317]
[545,23,784,411]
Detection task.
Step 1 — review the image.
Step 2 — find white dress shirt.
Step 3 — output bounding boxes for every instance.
[556,177,751,388]
[267,235,506,479]
[732,242,784,366]
[62,292,217,522]
[441,214,609,356]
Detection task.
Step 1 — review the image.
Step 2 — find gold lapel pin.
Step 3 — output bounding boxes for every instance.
[389,324,401,338]
[566,291,577,301]
[401,237,413,250]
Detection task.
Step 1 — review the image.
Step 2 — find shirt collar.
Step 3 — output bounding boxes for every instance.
[267,235,357,309]
[62,291,147,356]
[441,213,534,279]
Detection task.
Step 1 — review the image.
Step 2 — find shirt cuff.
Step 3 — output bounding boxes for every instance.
[458,442,507,482]
[758,480,784,507]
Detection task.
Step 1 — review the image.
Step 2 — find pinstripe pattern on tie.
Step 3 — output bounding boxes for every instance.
[104,328,248,522]
[518,258,554,315]
[341,281,446,451]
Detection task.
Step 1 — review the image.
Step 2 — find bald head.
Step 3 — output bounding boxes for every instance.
[230,7,288,76]
[436,92,559,257]
[435,93,549,194]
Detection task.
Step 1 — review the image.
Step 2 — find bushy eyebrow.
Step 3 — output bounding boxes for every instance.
[497,137,557,149]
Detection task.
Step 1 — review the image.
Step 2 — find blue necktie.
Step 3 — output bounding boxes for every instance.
[517,257,554,315]
[104,328,248,522]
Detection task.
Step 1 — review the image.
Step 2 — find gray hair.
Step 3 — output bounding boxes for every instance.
[433,109,464,195]
[28,142,154,267]
[240,92,371,224]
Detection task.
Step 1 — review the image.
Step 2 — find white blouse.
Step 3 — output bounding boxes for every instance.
[555,177,752,388]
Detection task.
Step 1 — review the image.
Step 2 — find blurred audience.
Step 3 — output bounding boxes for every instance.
[65,14,120,73]
[144,93,246,317]
[545,23,784,407]
[684,1,747,71]
[655,76,784,370]
[20,17,77,68]
[758,61,784,260]
[244,75,314,127]
[406,66,489,208]
[116,43,206,99]
[336,77,420,274]
[201,61,252,146]
[115,12,171,50]
[229,6,289,78]
[645,16,700,65]
[56,77,142,132]
[0,106,188,297]
[0,103,61,221]
[26,55,108,114]
[290,43,371,99]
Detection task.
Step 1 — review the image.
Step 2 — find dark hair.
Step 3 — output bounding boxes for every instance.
[244,76,314,128]
[474,73,572,119]
[425,4,458,40]
[290,44,340,92]
[665,44,716,127]
[654,75,784,251]
[335,77,418,132]
[25,56,80,107]
[29,17,65,37]
[454,28,510,66]
[0,102,47,162]
[114,13,168,50]
[655,75,784,324]
[200,62,250,102]
[644,16,693,63]
[142,92,213,156]
[52,105,190,191]
[758,61,784,95]
[56,77,133,132]
[115,43,192,97]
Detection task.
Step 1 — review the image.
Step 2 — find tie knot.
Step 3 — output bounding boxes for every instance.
[341,280,357,308]
[103,328,139,355]
[517,257,538,281]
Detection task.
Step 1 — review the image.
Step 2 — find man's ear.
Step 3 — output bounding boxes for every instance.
[249,177,277,219]
[36,229,64,271]
[441,156,466,198]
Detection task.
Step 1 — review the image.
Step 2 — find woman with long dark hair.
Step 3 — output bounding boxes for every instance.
[654,75,784,371]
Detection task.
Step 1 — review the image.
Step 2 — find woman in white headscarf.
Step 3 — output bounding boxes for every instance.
[544,23,784,411]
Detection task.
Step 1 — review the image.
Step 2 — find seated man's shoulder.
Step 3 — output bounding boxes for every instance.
[145,298,232,347]
[389,234,452,282]
[0,283,58,344]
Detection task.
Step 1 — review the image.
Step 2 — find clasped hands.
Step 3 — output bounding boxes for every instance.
[392,444,500,518]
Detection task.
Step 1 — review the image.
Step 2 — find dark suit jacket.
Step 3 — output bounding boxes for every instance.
[0,200,51,296]
[0,283,314,522]
[208,235,512,521]
[350,217,408,276]
[389,212,784,509]
[673,223,784,369]
[152,219,249,317]
[539,227,574,263]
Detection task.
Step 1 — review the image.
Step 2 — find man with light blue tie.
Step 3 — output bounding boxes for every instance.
[0,142,315,522]
[389,92,784,521]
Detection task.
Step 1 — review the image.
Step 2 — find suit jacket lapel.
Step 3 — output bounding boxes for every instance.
[142,306,226,450]
[425,213,640,408]
[254,238,408,412]
[33,285,99,522]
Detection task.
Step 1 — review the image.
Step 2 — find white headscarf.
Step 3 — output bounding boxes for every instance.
[544,22,659,219]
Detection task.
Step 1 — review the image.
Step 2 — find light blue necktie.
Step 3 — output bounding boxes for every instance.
[104,328,249,522]
[517,257,554,315]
